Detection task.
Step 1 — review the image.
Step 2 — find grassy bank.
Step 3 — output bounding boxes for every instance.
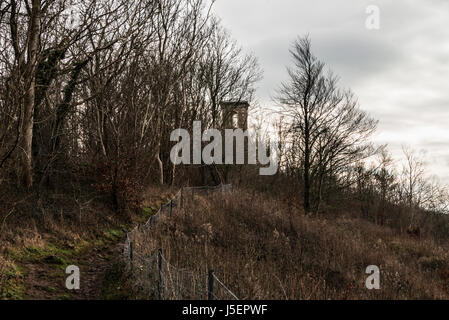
[0,186,175,300]
[131,189,449,299]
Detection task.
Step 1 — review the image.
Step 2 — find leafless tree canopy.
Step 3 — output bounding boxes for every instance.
[0,0,260,205]
[276,37,378,215]
[0,2,447,235]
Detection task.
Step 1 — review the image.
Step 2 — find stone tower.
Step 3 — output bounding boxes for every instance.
[221,101,249,130]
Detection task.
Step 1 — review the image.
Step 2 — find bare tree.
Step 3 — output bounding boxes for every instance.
[401,146,426,225]
[277,36,377,215]
[374,148,397,225]
[3,0,42,188]
[200,21,262,127]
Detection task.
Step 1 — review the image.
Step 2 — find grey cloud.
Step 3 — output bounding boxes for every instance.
[312,32,407,87]
[214,0,449,182]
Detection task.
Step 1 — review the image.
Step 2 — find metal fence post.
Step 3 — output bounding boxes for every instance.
[208,270,214,300]
[123,185,240,301]
[158,248,163,300]
[129,241,134,272]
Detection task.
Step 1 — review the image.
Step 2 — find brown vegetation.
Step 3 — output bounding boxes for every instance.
[131,189,449,300]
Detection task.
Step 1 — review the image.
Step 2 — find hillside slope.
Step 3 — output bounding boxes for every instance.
[0,188,176,300]
[131,188,449,300]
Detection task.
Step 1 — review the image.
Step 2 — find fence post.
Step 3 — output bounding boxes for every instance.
[170,200,173,216]
[129,241,134,272]
[180,188,183,208]
[158,248,163,300]
[208,270,214,300]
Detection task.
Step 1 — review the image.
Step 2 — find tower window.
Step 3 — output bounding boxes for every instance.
[232,113,239,128]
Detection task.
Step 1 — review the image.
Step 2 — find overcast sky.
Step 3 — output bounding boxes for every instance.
[213,0,449,183]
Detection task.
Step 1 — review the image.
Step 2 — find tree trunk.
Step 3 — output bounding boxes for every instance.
[156,151,164,185]
[303,120,311,216]
[20,88,35,188]
[19,0,41,188]
[171,161,176,186]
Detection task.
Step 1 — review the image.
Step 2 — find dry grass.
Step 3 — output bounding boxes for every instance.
[0,188,139,300]
[0,179,179,300]
[132,188,449,300]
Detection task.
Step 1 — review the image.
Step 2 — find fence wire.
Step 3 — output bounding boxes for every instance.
[123,184,238,300]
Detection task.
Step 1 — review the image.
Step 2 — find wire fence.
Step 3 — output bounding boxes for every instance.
[123,184,238,300]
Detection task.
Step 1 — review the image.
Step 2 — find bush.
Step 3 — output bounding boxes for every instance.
[92,159,143,214]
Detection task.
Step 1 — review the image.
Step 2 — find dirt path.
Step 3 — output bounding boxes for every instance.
[7,190,174,300]
[21,240,123,300]
[72,243,122,300]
